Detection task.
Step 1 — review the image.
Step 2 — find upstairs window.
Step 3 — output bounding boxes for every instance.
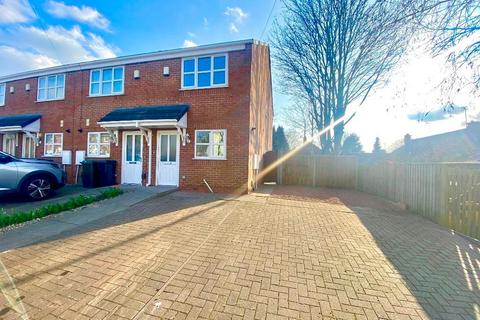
[0,83,5,106]
[182,54,227,89]
[195,129,227,160]
[37,74,65,101]
[90,66,124,96]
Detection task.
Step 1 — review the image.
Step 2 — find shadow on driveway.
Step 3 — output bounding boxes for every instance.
[10,192,226,287]
[272,185,480,320]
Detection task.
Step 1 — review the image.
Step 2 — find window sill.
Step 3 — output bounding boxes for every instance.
[35,98,65,103]
[193,157,227,161]
[88,93,124,98]
[180,85,228,91]
[87,155,111,158]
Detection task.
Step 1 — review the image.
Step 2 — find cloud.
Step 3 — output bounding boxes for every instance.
[229,23,239,33]
[224,6,248,33]
[0,46,58,75]
[187,31,196,38]
[224,6,248,23]
[0,25,118,76]
[45,0,110,31]
[183,40,198,48]
[203,17,209,28]
[0,0,36,24]
[407,104,466,122]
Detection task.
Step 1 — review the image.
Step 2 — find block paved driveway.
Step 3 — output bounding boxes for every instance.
[0,186,479,320]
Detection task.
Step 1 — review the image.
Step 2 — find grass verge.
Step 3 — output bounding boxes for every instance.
[0,187,123,229]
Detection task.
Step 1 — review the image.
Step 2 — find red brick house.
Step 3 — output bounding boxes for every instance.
[0,39,273,193]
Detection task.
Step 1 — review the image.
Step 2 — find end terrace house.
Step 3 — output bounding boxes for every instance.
[0,39,273,193]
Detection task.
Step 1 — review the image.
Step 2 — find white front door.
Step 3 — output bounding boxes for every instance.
[3,133,16,156]
[22,134,36,158]
[122,132,143,184]
[157,132,179,186]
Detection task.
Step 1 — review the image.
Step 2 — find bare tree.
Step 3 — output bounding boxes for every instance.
[426,0,480,61]
[279,100,315,143]
[272,0,419,153]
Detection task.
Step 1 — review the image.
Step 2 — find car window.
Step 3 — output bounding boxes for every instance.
[0,153,12,164]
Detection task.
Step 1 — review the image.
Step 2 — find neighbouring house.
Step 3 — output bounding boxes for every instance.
[0,39,273,193]
[390,122,480,162]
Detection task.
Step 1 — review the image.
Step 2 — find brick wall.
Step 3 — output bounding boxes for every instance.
[248,43,274,192]
[0,42,272,193]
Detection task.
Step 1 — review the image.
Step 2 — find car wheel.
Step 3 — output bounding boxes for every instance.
[22,176,53,201]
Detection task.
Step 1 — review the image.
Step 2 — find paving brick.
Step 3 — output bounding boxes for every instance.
[1,188,479,320]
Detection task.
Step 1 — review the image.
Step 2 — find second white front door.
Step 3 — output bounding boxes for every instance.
[22,134,36,158]
[157,132,179,186]
[122,132,143,184]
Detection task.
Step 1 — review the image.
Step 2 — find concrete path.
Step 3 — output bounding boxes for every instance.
[0,187,479,320]
[0,185,176,252]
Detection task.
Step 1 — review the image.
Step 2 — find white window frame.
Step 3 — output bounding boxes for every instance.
[194,129,227,160]
[43,133,63,157]
[181,54,228,89]
[89,66,125,97]
[37,74,65,101]
[0,83,5,106]
[87,132,111,158]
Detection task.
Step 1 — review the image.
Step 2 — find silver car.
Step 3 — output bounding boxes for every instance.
[0,151,66,200]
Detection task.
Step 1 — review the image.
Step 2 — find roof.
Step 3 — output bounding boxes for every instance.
[99,105,189,122]
[390,122,480,162]
[0,39,262,83]
[0,114,42,127]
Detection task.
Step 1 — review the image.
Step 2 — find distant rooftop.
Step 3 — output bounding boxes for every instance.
[390,122,480,162]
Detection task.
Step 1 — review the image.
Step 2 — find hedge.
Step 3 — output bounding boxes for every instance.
[0,187,123,229]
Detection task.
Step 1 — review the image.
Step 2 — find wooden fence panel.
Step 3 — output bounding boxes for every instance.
[358,161,480,240]
[282,155,357,189]
[281,154,480,240]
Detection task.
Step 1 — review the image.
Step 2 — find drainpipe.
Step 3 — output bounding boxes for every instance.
[147,130,152,186]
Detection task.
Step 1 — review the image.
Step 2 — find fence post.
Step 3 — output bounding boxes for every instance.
[277,163,283,185]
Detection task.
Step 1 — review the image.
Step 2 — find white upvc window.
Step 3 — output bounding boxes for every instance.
[87,132,111,157]
[37,74,65,101]
[44,133,63,157]
[0,83,6,106]
[194,129,227,160]
[181,54,228,89]
[90,66,124,96]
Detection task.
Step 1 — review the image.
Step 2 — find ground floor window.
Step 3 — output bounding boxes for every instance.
[44,133,63,156]
[22,134,36,158]
[87,132,111,157]
[194,129,226,160]
[2,133,16,156]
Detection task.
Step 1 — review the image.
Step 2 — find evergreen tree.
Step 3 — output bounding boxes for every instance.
[342,134,363,154]
[372,137,385,153]
[273,126,290,155]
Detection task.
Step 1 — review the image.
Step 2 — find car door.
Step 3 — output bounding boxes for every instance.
[0,153,18,191]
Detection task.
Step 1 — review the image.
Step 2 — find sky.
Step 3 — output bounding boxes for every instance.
[0,0,478,152]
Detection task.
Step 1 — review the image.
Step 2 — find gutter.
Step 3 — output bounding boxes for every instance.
[0,39,255,83]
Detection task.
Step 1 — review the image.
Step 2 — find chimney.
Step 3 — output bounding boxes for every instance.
[404,133,412,146]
